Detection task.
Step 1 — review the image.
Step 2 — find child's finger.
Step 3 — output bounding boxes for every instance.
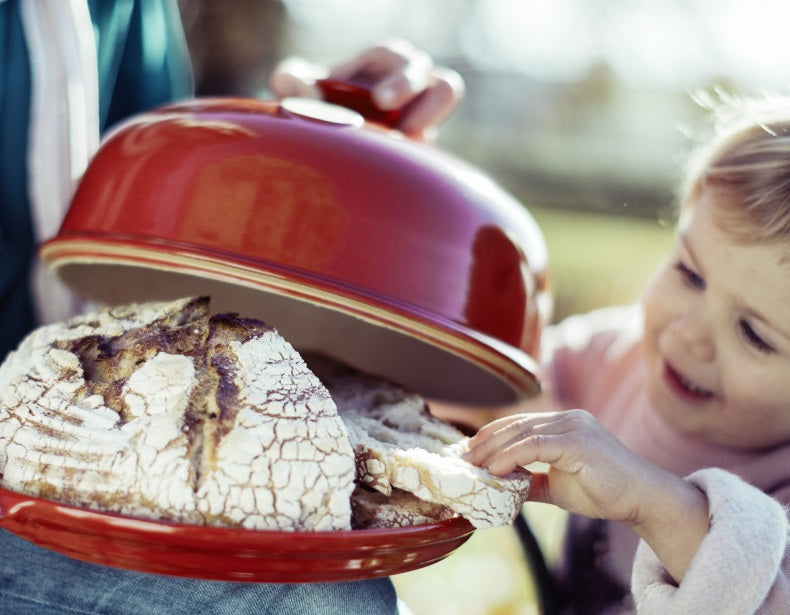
[463,415,533,465]
[465,412,574,467]
[468,413,532,445]
[485,433,566,476]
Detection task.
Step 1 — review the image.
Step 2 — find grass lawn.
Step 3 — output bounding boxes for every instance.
[393,206,674,614]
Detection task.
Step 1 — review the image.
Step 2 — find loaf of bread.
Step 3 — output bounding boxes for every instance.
[0,296,355,531]
[0,297,530,531]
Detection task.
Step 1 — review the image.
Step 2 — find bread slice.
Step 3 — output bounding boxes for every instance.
[305,353,532,529]
[351,485,454,529]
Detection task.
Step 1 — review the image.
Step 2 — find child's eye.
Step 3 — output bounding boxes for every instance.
[674,261,705,290]
[739,320,774,354]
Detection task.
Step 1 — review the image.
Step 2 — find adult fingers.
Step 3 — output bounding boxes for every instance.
[329,40,463,139]
[268,57,326,99]
[329,39,432,102]
[396,67,464,139]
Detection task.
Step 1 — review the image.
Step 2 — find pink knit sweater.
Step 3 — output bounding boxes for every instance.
[543,305,790,614]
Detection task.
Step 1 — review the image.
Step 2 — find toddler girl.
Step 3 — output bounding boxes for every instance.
[465,95,790,614]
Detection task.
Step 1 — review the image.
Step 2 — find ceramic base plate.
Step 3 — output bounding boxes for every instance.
[0,486,475,582]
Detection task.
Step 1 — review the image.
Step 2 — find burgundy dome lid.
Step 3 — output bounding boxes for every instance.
[42,96,549,405]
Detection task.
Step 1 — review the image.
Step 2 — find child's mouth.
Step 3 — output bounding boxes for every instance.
[663,362,714,402]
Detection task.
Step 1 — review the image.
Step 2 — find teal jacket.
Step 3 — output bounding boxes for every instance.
[0,0,192,358]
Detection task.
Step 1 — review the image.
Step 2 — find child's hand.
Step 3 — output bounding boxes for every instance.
[464,409,711,583]
[464,409,653,523]
[269,39,464,140]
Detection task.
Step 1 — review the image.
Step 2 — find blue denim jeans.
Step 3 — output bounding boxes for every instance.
[0,530,399,614]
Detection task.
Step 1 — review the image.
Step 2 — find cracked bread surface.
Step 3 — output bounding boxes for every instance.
[0,297,356,531]
[0,297,531,532]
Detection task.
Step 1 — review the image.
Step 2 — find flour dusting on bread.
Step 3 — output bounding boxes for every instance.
[0,297,530,531]
[0,297,355,530]
[305,352,532,528]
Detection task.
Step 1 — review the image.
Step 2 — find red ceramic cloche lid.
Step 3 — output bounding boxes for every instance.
[41,92,548,405]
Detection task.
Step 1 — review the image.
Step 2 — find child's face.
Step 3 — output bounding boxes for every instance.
[641,186,790,450]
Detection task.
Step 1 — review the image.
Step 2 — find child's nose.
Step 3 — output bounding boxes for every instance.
[670,310,715,362]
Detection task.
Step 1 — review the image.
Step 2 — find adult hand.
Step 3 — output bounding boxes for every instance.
[269,39,464,140]
[464,409,710,583]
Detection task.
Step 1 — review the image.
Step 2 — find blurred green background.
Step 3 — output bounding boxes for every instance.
[529,205,674,323]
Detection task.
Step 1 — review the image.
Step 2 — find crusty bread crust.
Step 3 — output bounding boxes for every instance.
[305,353,533,529]
[0,297,355,531]
[351,485,454,529]
[0,298,531,531]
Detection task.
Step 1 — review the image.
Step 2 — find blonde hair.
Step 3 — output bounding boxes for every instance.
[680,92,790,243]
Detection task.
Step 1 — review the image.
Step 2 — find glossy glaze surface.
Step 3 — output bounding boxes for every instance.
[0,486,474,581]
[42,97,548,404]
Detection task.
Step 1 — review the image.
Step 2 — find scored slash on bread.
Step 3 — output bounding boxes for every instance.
[0,297,355,531]
[0,297,531,531]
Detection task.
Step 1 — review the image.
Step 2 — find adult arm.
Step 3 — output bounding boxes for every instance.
[90,0,193,131]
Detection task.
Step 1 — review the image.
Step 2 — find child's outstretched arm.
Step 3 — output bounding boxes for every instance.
[464,409,710,584]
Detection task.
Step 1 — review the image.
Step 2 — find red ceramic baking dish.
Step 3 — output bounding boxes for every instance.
[40,91,549,407]
[0,486,474,582]
[16,89,550,581]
